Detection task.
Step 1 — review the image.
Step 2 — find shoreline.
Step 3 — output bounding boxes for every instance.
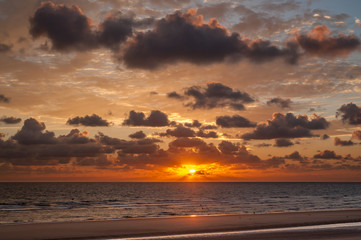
[1,209,361,240]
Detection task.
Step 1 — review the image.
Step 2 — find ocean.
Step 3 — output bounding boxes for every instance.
[1,182,361,224]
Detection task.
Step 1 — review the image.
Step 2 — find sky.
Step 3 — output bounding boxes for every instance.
[0,0,361,182]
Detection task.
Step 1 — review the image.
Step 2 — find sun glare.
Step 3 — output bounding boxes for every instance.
[189,169,196,174]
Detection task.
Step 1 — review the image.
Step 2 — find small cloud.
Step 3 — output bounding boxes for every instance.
[159,125,196,138]
[0,94,10,103]
[295,25,360,57]
[123,110,170,127]
[129,131,147,139]
[334,137,354,146]
[321,134,330,140]
[274,138,294,147]
[0,116,22,124]
[314,150,342,159]
[242,113,329,140]
[336,102,361,125]
[67,114,110,127]
[216,115,256,128]
[266,97,292,109]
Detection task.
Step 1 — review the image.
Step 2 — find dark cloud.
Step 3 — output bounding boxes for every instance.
[352,130,361,140]
[0,94,10,103]
[296,25,360,57]
[160,125,196,138]
[216,115,256,128]
[98,13,134,50]
[336,103,361,125]
[218,141,240,155]
[196,130,218,138]
[12,118,57,145]
[242,113,329,140]
[122,10,299,69]
[167,91,184,100]
[216,141,284,168]
[0,119,113,166]
[334,137,354,146]
[314,150,342,159]
[29,2,151,52]
[184,120,202,128]
[0,43,12,52]
[267,97,292,108]
[67,114,110,127]
[74,155,113,167]
[0,116,21,124]
[285,151,304,161]
[171,83,254,110]
[274,138,294,147]
[123,110,169,127]
[201,124,218,130]
[129,131,146,139]
[96,132,161,155]
[99,13,154,50]
[255,143,272,147]
[321,134,330,140]
[29,1,97,51]
[168,137,206,149]
[58,129,94,144]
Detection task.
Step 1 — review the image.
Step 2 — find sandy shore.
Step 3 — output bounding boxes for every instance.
[1,209,361,240]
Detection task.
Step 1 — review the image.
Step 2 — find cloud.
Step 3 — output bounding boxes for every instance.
[167,91,184,100]
[170,82,254,110]
[285,151,305,161]
[12,118,57,145]
[295,25,360,57]
[99,12,154,50]
[0,116,21,124]
[334,137,354,146]
[58,129,94,144]
[160,125,196,138]
[314,150,342,159]
[321,134,330,140]
[168,137,207,149]
[216,115,256,128]
[218,141,240,154]
[29,2,152,51]
[242,113,329,139]
[98,13,134,50]
[196,130,218,138]
[129,131,146,139]
[336,103,361,125]
[267,97,292,108]
[274,138,294,147]
[123,110,169,127]
[352,130,361,140]
[122,9,299,69]
[29,1,97,51]
[1,119,113,166]
[74,155,113,167]
[67,114,110,127]
[0,94,10,103]
[184,120,202,128]
[0,43,12,53]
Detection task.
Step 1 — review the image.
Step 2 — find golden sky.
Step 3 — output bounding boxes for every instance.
[0,0,361,181]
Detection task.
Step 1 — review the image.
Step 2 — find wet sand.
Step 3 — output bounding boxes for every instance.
[1,209,361,240]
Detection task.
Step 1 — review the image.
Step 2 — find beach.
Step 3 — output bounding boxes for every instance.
[1,209,361,240]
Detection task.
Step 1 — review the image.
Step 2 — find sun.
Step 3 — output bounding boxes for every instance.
[189,169,196,174]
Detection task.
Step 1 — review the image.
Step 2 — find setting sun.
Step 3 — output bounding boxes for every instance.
[189,169,196,174]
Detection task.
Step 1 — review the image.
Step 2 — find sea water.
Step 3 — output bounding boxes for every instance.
[1,182,361,224]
